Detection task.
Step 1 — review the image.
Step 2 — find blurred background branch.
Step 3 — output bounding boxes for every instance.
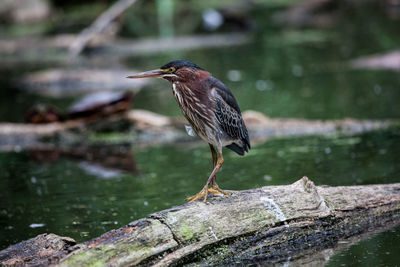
[68,0,138,58]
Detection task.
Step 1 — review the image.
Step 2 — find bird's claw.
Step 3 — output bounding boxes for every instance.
[185,187,210,203]
[211,184,229,196]
[186,185,230,203]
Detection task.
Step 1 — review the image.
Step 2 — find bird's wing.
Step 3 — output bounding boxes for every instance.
[209,78,241,114]
[209,77,250,150]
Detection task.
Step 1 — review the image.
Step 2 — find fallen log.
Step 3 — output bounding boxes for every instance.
[0,33,250,58]
[0,110,398,151]
[100,33,251,56]
[1,177,399,266]
[241,111,398,143]
[0,33,250,68]
[349,49,400,71]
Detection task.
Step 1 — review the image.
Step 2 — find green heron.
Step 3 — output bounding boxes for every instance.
[127,60,250,202]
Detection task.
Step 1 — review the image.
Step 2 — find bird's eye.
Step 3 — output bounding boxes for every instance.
[168,67,175,72]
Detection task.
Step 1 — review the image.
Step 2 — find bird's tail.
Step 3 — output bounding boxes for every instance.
[226,141,250,156]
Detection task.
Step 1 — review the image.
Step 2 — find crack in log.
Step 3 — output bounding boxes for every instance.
[149,215,182,247]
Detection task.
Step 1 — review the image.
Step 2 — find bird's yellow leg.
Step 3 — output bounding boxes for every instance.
[209,143,217,168]
[186,151,225,203]
[208,144,229,195]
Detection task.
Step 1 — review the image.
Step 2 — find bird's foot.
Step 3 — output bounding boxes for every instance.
[211,184,229,196]
[186,185,229,203]
[185,187,211,203]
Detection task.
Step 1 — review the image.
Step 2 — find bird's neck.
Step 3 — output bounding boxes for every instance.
[173,69,211,85]
[194,69,211,81]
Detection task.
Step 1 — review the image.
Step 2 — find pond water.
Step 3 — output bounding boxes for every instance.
[1,1,399,265]
[327,224,400,266]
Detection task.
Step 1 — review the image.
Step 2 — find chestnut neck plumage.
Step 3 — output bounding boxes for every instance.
[166,67,215,137]
[163,68,211,85]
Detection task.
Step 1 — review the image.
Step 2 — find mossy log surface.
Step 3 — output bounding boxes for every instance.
[1,177,399,266]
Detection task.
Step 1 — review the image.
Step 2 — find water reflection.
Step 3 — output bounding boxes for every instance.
[28,145,138,174]
[326,224,400,267]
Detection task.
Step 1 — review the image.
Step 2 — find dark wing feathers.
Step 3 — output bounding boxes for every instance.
[208,77,250,154]
[208,78,241,114]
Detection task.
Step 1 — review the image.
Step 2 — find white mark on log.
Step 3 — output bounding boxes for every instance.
[208,226,218,240]
[282,256,291,267]
[167,215,178,224]
[260,197,286,222]
[317,198,330,211]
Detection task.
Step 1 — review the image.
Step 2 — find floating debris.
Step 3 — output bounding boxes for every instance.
[29,223,45,228]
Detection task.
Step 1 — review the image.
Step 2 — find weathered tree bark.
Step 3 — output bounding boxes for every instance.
[1,177,399,266]
[0,234,76,266]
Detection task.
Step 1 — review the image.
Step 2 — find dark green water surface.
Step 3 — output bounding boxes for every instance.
[0,1,399,265]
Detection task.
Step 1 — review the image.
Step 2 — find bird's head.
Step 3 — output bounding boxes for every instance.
[127,60,206,83]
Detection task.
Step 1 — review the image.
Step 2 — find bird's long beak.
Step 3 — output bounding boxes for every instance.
[126,69,164,79]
